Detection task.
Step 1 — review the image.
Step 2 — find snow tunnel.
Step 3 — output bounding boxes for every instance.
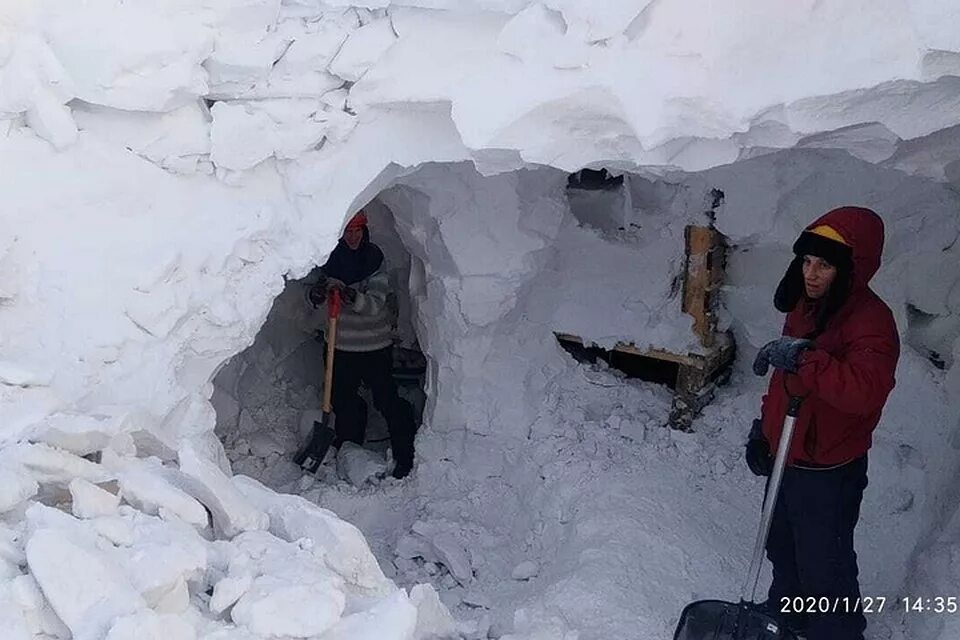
[211,196,429,488]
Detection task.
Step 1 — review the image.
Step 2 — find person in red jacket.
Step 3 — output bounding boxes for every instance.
[745,206,899,639]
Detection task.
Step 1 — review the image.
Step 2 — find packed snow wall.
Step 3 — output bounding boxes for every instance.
[3,0,960,638]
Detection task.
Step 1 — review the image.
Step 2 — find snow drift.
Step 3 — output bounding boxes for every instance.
[2,0,960,638]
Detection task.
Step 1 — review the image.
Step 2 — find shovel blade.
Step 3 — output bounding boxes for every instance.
[293,414,335,473]
[674,600,797,640]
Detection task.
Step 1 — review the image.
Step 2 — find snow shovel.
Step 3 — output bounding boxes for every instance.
[294,287,342,474]
[673,395,804,640]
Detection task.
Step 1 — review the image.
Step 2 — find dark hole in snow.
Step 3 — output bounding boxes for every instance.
[567,167,624,190]
[556,336,681,389]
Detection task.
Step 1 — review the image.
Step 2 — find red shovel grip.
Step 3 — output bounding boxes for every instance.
[328,286,342,319]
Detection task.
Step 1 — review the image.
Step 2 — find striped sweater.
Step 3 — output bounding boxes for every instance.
[304,267,395,352]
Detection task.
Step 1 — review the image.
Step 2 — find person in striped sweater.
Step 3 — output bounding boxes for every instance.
[306,211,416,479]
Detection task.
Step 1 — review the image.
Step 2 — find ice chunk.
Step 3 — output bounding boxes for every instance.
[25,527,146,640]
[72,103,211,172]
[328,17,397,82]
[2,443,112,485]
[248,432,285,458]
[319,590,417,640]
[105,609,196,640]
[39,0,213,111]
[233,475,392,594]
[410,584,460,639]
[511,560,540,581]
[210,572,253,615]
[11,574,71,638]
[25,95,77,149]
[231,574,345,637]
[101,451,209,529]
[109,514,207,612]
[411,521,474,586]
[796,122,900,164]
[176,443,267,538]
[69,478,120,518]
[336,442,388,486]
[209,102,275,171]
[0,467,38,513]
[0,595,30,640]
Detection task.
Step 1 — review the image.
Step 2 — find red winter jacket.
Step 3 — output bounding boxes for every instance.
[760,207,900,466]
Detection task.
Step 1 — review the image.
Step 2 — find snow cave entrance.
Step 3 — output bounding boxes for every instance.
[211,199,427,489]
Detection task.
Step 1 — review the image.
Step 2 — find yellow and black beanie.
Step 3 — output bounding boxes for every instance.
[774,225,854,329]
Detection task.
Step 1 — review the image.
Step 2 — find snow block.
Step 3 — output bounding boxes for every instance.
[25,527,147,640]
[109,514,207,613]
[25,95,77,149]
[210,571,253,615]
[511,560,540,581]
[0,595,31,640]
[69,478,120,519]
[233,475,392,594]
[318,590,417,640]
[39,0,213,111]
[232,574,345,637]
[328,17,397,82]
[105,609,196,640]
[101,450,209,530]
[410,584,460,640]
[410,521,474,586]
[27,412,120,456]
[9,573,70,638]
[176,443,268,538]
[0,467,38,514]
[2,443,112,485]
[336,442,388,486]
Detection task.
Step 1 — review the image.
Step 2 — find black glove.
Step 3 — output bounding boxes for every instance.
[753,337,814,376]
[341,286,357,305]
[307,283,326,307]
[745,419,772,477]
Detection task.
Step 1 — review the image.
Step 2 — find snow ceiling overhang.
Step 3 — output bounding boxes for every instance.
[3,1,959,442]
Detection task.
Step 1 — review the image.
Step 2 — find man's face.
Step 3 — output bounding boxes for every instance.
[802,255,837,299]
[343,226,363,250]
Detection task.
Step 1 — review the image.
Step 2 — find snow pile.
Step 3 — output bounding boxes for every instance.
[0,434,462,640]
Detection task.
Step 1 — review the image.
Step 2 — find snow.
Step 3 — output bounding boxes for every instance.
[176,442,269,538]
[26,526,148,640]
[3,1,960,639]
[68,479,120,519]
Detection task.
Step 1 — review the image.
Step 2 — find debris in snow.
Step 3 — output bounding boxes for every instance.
[68,478,119,518]
[511,560,540,581]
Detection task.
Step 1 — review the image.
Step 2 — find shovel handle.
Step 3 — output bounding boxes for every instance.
[741,395,803,603]
[328,286,342,319]
[322,290,340,413]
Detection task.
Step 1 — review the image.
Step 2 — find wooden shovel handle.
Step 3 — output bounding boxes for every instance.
[322,315,338,413]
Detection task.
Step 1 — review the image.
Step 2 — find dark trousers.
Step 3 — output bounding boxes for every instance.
[329,347,416,468]
[765,455,868,640]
